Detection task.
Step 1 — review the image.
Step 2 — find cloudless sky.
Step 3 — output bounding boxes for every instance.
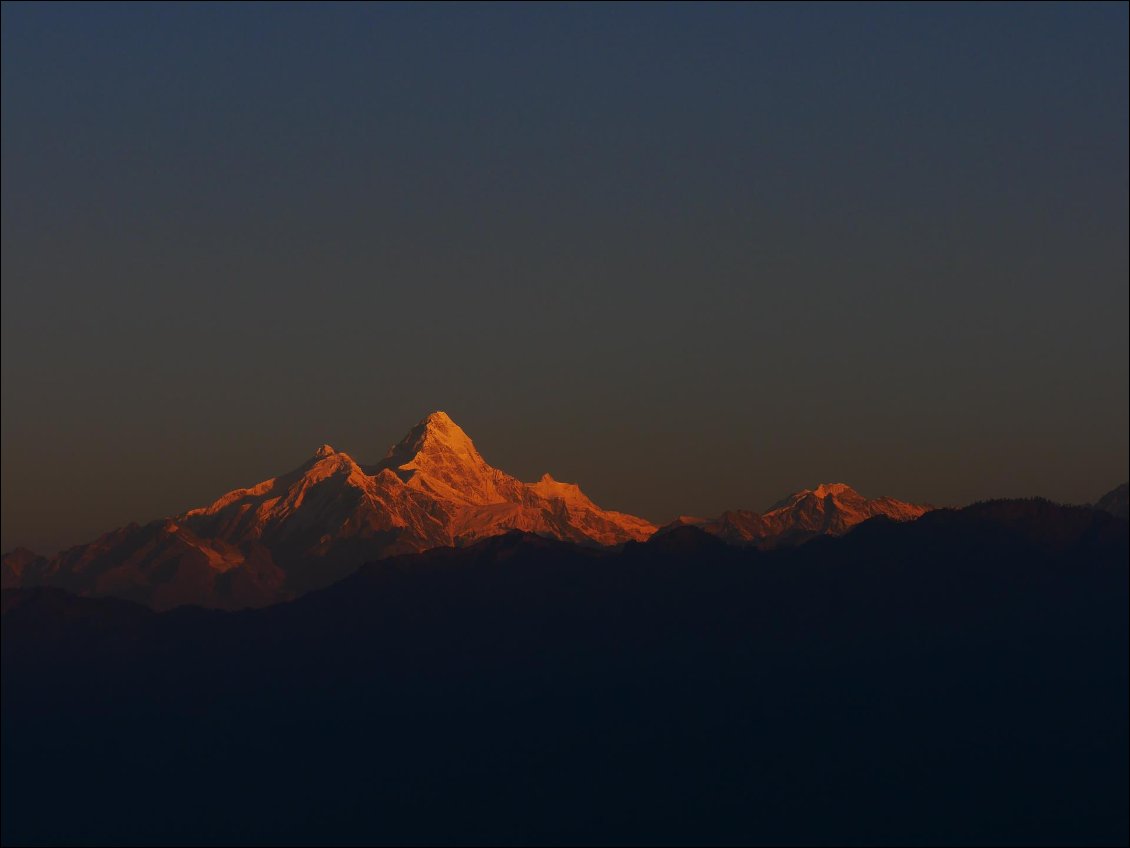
[2,2,1127,551]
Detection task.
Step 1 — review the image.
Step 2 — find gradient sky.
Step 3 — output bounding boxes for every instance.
[2,2,1127,552]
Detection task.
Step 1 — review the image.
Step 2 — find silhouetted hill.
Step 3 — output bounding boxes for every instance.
[1095,482,1129,522]
[3,500,1127,846]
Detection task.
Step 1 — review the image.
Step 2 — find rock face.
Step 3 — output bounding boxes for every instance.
[3,412,655,610]
[662,482,932,548]
[1093,482,1129,522]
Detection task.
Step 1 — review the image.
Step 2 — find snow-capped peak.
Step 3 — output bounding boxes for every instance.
[529,473,596,508]
[379,411,482,469]
[809,482,859,499]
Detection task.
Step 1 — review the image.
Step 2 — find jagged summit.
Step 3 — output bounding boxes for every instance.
[371,410,521,506]
[423,409,459,429]
[530,473,593,505]
[809,482,857,498]
[386,410,461,448]
[769,482,864,510]
[314,444,337,458]
[375,411,483,473]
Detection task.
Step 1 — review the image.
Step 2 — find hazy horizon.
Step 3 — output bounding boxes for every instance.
[3,3,1127,552]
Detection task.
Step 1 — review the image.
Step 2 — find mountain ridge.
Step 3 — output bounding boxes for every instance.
[2,412,656,609]
[659,481,932,548]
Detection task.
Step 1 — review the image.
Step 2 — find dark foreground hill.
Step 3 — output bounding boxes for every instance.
[2,500,1127,846]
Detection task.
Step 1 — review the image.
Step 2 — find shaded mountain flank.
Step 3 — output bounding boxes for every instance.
[3,499,1127,846]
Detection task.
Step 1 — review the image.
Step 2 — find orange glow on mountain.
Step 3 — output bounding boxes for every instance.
[4,412,658,609]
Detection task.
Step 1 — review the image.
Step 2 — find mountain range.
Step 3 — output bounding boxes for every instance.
[1,410,1123,611]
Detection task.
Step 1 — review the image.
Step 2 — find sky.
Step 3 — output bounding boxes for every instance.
[2,2,1127,552]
